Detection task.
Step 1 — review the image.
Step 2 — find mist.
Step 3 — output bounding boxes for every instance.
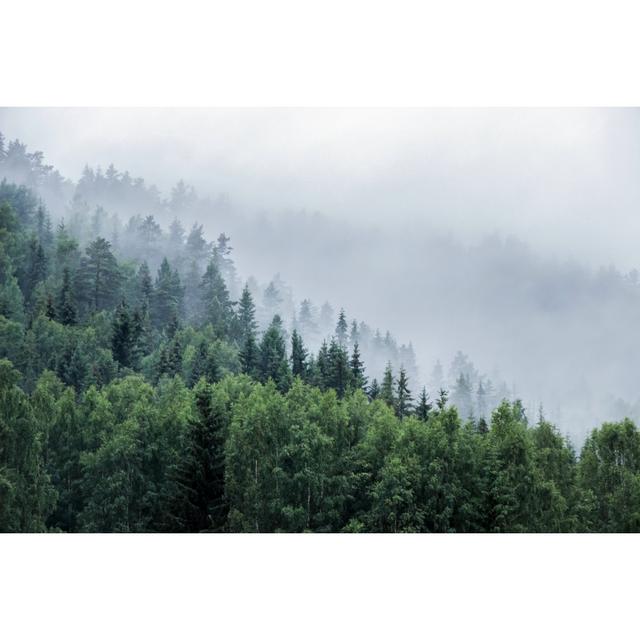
[2,107,640,443]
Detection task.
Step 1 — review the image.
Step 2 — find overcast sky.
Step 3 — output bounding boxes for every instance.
[2,107,640,269]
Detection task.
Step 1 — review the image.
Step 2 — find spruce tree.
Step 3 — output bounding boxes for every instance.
[327,338,350,398]
[189,341,220,386]
[316,340,330,389]
[395,366,413,419]
[56,267,76,326]
[199,259,234,335]
[290,329,308,379]
[79,237,121,312]
[236,284,257,344]
[178,380,228,532]
[239,332,260,378]
[436,388,449,411]
[335,308,348,346]
[415,387,432,422]
[349,342,367,392]
[112,300,133,369]
[368,378,380,400]
[152,258,183,328]
[259,315,291,392]
[380,362,395,408]
[136,261,153,307]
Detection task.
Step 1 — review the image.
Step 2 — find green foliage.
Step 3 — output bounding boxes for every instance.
[0,175,639,533]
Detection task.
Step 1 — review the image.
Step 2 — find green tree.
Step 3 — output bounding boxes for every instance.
[349,342,367,392]
[380,362,395,408]
[112,300,134,369]
[290,329,308,379]
[415,387,432,422]
[199,259,234,336]
[0,361,55,532]
[395,366,413,420]
[578,419,640,532]
[78,237,121,312]
[177,379,228,531]
[259,315,292,392]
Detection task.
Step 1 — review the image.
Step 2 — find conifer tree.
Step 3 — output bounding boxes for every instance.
[335,308,348,346]
[189,341,220,386]
[112,300,133,368]
[23,237,47,307]
[349,342,367,392]
[436,388,449,411]
[56,267,76,326]
[239,332,260,378]
[477,417,489,434]
[236,284,257,344]
[298,298,318,338]
[259,315,291,392]
[152,258,183,328]
[78,237,121,312]
[177,380,228,532]
[380,362,395,408]
[368,378,380,400]
[198,259,234,335]
[290,329,308,379]
[327,338,350,398]
[316,340,330,390]
[395,366,413,419]
[415,387,432,422]
[136,261,153,307]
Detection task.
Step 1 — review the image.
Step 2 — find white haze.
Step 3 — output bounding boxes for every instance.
[2,107,640,443]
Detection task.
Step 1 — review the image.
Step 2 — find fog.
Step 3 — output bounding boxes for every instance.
[2,107,640,442]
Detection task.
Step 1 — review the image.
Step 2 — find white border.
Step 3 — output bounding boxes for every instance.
[2,1,639,638]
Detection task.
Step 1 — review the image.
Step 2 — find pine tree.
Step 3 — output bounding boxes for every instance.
[436,388,449,411]
[199,259,234,335]
[335,308,348,346]
[415,387,432,421]
[186,223,210,264]
[452,373,473,420]
[236,284,257,344]
[23,237,47,308]
[263,281,282,318]
[290,329,308,379]
[112,300,133,368]
[177,380,228,531]
[136,261,153,307]
[56,267,76,326]
[152,258,183,328]
[259,315,291,392]
[314,340,330,390]
[327,338,350,398]
[130,307,148,370]
[0,244,25,323]
[380,362,395,408]
[239,332,260,378]
[189,341,220,386]
[395,366,413,419]
[477,380,487,419]
[368,378,380,400]
[79,237,121,312]
[349,342,367,392]
[298,299,318,338]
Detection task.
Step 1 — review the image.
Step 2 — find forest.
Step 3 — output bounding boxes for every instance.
[2,131,640,533]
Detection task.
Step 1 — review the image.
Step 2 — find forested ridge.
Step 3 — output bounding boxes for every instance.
[2,133,640,532]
